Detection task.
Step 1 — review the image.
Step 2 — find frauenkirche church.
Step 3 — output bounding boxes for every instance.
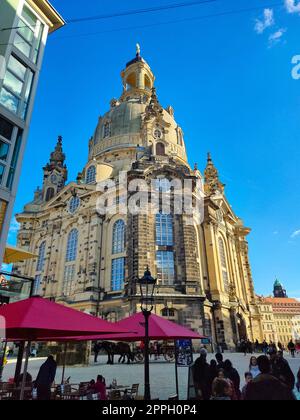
[14,48,263,349]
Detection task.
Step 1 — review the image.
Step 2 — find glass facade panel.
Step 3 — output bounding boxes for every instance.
[13,33,31,57]
[6,130,22,190]
[0,117,14,140]
[0,164,5,184]
[0,141,9,162]
[3,71,23,96]
[8,56,26,80]
[0,88,19,113]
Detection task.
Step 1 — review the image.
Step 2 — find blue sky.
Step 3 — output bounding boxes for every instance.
[7,0,300,298]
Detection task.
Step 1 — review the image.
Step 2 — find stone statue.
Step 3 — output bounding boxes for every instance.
[136,43,141,56]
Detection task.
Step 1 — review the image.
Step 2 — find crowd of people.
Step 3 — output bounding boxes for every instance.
[193,348,300,401]
[237,339,300,358]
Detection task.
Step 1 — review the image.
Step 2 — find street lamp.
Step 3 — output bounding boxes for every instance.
[137,267,157,401]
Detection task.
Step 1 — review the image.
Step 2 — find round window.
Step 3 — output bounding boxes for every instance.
[69,196,80,214]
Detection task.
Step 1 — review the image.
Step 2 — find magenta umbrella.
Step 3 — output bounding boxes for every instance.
[0,296,130,400]
[0,296,129,341]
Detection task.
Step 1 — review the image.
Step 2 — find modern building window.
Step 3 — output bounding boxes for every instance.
[86,165,96,184]
[66,229,78,262]
[219,237,229,292]
[156,213,173,246]
[156,251,175,286]
[111,257,125,291]
[36,241,46,272]
[69,196,80,214]
[6,129,22,190]
[0,55,34,119]
[0,117,14,140]
[13,3,44,64]
[112,220,125,254]
[0,164,5,185]
[0,141,9,162]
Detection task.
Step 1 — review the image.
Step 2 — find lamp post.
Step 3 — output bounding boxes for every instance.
[137,267,157,401]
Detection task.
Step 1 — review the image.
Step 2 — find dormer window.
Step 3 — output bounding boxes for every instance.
[103,121,111,139]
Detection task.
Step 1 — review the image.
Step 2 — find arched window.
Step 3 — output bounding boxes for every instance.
[36,241,46,272]
[86,165,96,184]
[69,196,80,214]
[66,229,78,262]
[219,237,229,292]
[156,213,173,246]
[103,122,111,138]
[156,143,166,156]
[112,220,125,254]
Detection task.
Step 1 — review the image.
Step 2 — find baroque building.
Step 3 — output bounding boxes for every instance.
[257,280,300,346]
[14,48,262,349]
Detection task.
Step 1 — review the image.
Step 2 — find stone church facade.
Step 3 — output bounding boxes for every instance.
[14,49,262,349]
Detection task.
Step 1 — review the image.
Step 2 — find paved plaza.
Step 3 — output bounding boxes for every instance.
[2,353,300,400]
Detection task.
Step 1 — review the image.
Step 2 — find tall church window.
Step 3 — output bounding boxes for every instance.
[33,241,46,295]
[112,220,125,254]
[111,257,125,292]
[103,122,111,139]
[36,241,46,272]
[66,229,78,262]
[156,213,173,246]
[63,229,78,296]
[219,237,229,292]
[86,165,96,184]
[156,142,166,156]
[156,251,175,286]
[45,187,54,202]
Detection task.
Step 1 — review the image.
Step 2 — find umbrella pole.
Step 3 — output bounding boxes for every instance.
[0,340,8,381]
[174,340,179,399]
[14,342,25,385]
[20,341,31,401]
[61,342,68,384]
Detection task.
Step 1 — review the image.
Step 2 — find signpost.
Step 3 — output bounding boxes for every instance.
[175,339,194,399]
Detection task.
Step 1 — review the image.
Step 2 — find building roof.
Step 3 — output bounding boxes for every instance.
[29,0,65,33]
[262,297,300,315]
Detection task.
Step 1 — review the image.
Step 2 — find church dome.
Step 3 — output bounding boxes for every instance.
[88,48,188,167]
[93,99,146,145]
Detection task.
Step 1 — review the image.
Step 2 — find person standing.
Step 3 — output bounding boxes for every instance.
[215,353,225,370]
[271,350,295,391]
[211,378,232,400]
[193,349,212,400]
[35,356,57,401]
[94,375,107,400]
[249,356,261,379]
[288,340,296,358]
[241,372,253,400]
[244,356,296,400]
[223,360,241,400]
